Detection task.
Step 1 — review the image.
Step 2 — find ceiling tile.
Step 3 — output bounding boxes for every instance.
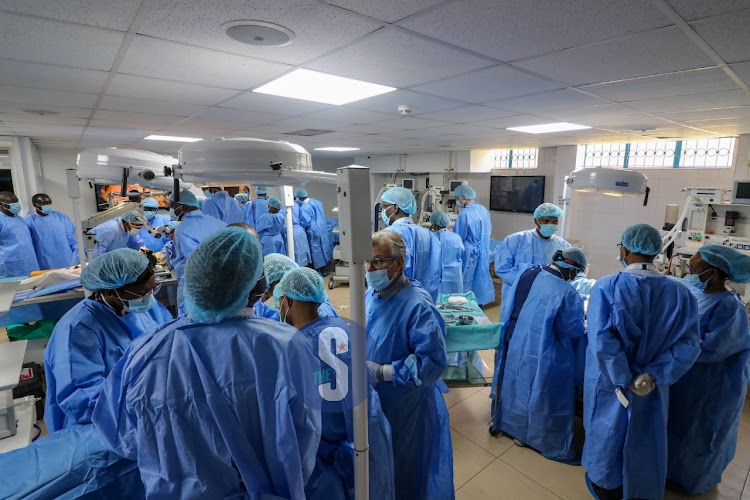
[665,0,750,21]
[0,101,91,118]
[346,89,464,114]
[92,110,189,127]
[580,68,739,102]
[0,86,97,108]
[398,0,670,62]
[338,124,397,135]
[261,116,350,132]
[0,12,124,70]
[582,114,673,129]
[514,26,715,86]
[662,106,750,122]
[0,59,108,94]
[195,107,289,125]
[118,36,292,91]
[730,61,750,87]
[161,119,247,135]
[416,105,517,123]
[220,92,333,115]
[690,8,750,63]
[299,107,395,125]
[535,104,646,121]
[470,114,553,129]
[369,116,446,129]
[0,113,88,126]
[0,0,142,30]
[411,65,562,103]
[98,96,209,116]
[3,123,83,137]
[137,0,383,65]
[107,75,240,105]
[307,28,492,87]
[83,126,155,140]
[320,0,448,22]
[485,89,608,113]
[625,90,750,113]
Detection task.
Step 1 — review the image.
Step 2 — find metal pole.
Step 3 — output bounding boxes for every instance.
[66,169,87,267]
[560,176,571,241]
[281,185,295,262]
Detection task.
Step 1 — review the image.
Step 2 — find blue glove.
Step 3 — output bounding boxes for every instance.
[404,354,422,386]
[367,361,381,385]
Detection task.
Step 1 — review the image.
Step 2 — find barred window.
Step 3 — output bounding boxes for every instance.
[493,148,538,169]
[576,137,736,169]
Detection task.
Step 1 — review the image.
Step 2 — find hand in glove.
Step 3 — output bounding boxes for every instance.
[629,373,655,396]
[367,361,381,385]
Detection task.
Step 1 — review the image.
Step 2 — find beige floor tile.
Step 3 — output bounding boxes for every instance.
[742,465,750,500]
[456,458,561,500]
[443,387,480,409]
[666,462,748,500]
[451,430,496,490]
[448,391,514,457]
[734,424,750,469]
[499,445,588,500]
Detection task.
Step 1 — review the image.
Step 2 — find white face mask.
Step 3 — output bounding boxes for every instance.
[128,227,141,236]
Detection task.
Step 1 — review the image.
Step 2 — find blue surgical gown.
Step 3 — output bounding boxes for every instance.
[92,315,322,499]
[25,211,79,269]
[434,229,464,295]
[453,202,494,305]
[385,218,442,301]
[491,266,585,462]
[256,211,287,256]
[668,289,750,494]
[289,204,312,267]
[89,218,144,258]
[245,197,268,227]
[366,280,454,499]
[582,271,701,500]
[44,298,173,432]
[0,212,39,278]
[299,199,332,269]
[301,316,395,500]
[253,297,339,321]
[311,198,334,261]
[202,191,245,224]
[495,229,569,302]
[172,210,226,312]
[138,213,170,252]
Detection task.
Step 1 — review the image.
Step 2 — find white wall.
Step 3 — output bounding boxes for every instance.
[37,147,99,221]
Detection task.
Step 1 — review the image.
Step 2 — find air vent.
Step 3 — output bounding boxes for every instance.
[284,129,334,137]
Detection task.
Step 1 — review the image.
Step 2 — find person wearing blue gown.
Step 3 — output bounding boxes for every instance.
[667,244,750,494]
[452,184,494,305]
[490,247,587,463]
[88,211,145,258]
[583,224,701,500]
[24,193,79,269]
[256,197,288,256]
[169,190,226,313]
[379,187,442,301]
[290,201,313,267]
[245,186,269,227]
[44,249,172,432]
[365,230,453,500]
[137,197,170,252]
[296,188,332,270]
[235,192,249,205]
[274,267,395,500]
[93,227,322,499]
[430,210,464,295]
[495,203,570,302]
[202,187,245,224]
[0,191,40,278]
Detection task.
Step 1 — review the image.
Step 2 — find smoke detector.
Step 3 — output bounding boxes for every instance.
[223,20,295,47]
[398,104,415,116]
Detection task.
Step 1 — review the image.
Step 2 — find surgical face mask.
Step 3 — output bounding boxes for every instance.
[144,210,157,220]
[115,290,155,314]
[686,269,711,290]
[366,268,394,290]
[263,295,279,311]
[616,254,627,268]
[128,227,141,236]
[381,205,393,227]
[38,204,54,215]
[539,224,558,237]
[203,190,213,198]
[4,202,21,215]
[456,201,465,208]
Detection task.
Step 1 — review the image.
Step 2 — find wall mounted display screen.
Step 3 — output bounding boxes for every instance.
[489,175,545,213]
[94,184,170,212]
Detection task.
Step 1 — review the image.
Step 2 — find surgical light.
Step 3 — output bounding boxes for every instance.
[253,69,396,105]
[566,167,648,197]
[507,122,591,134]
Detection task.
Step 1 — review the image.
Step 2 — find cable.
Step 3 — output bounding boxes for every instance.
[32,423,42,442]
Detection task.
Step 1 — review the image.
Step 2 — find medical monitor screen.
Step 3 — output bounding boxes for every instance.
[736,182,750,200]
[94,184,170,212]
[489,175,545,214]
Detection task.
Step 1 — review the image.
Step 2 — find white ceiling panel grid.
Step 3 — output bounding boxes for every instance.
[625,90,750,113]
[0,0,143,30]
[345,89,464,114]
[298,107,395,125]
[485,89,609,114]
[106,74,241,105]
[0,59,109,94]
[690,8,750,63]
[730,61,750,88]
[664,0,750,22]
[0,86,98,108]
[194,107,291,125]
[97,96,209,116]
[319,0,452,23]
[416,105,518,123]
[220,92,333,115]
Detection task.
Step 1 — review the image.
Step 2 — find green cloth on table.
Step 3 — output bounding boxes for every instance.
[436,292,502,353]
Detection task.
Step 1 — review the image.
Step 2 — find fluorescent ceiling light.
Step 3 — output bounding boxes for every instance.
[506,122,591,134]
[314,147,360,152]
[144,135,202,142]
[253,69,396,105]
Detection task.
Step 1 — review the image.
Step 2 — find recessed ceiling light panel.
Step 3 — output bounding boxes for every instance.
[314,147,360,152]
[506,122,591,134]
[254,69,396,105]
[223,20,295,47]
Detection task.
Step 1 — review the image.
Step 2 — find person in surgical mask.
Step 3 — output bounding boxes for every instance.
[495,203,570,301]
[452,184,494,306]
[138,197,170,252]
[44,248,172,432]
[24,193,79,270]
[0,190,39,278]
[88,210,146,258]
[667,244,750,494]
[365,230,453,499]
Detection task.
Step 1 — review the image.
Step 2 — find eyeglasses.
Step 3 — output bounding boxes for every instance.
[366,257,395,267]
[616,243,624,251]
[122,282,162,299]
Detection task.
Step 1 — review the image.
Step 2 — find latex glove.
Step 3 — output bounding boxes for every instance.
[629,373,655,396]
[367,361,381,385]
[404,354,422,387]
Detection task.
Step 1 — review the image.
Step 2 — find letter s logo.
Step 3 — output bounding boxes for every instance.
[318,327,349,402]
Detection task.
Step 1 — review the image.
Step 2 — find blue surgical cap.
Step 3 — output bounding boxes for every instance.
[621,223,662,256]
[381,187,417,215]
[121,211,142,225]
[80,248,149,292]
[698,244,750,283]
[256,186,267,195]
[264,253,299,285]
[294,188,308,198]
[274,267,328,304]
[534,203,564,219]
[555,247,588,270]
[453,184,476,200]
[142,197,159,209]
[267,197,282,210]
[166,221,180,231]
[184,227,263,324]
[429,211,451,228]
[169,190,200,208]
[234,193,249,203]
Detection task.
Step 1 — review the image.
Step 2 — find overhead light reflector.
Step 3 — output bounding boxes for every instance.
[314,147,360,152]
[507,122,591,134]
[253,69,396,105]
[144,135,202,142]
